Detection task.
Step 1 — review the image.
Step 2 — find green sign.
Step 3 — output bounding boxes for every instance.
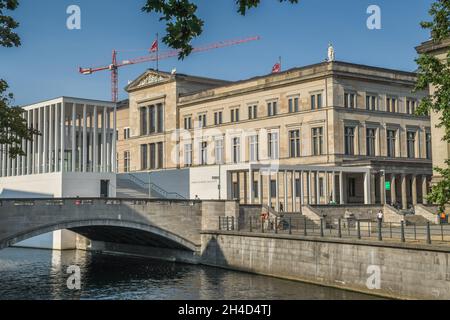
[385,181,391,191]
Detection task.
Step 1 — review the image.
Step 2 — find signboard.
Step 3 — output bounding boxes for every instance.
[385,181,391,191]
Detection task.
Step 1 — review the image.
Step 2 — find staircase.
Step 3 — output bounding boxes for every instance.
[117,173,186,200]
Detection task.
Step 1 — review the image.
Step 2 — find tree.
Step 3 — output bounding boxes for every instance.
[415,0,450,212]
[142,0,299,59]
[0,0,38,159]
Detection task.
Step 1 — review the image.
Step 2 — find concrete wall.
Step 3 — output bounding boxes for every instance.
[201,232,450,300]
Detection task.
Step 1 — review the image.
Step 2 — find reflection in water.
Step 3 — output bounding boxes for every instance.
[0,248,379,300]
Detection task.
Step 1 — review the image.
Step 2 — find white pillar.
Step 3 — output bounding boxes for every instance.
[364,171,370,205]
[325,171,329,204]
[284,170,288,212]
[316,171,320,205]
[112,103,117,173]
[248,169,253,204]
[106,110,111,172]
[308,171,313,205]
[54,105,59,172]
[78,115,82,172]
[292,171,296,212]
[412,175,418,206]
[276,171,280,211]
[48,105,54,172]
[258,170,263,205]
[102,107,107,172]
[339,171,345,205]
[401,174,407,210]
[93,106,98,172]
[267,171,271,207]
[43,106,48,173]
[332,171,337,203]
[71,104,76,172]
[60,102,65,172]
[82,104,87,173]
[300,171,304,206]
[26,110,32,175]
[391,174,397,205]
[422,176,428,205]
[37,107,42,174]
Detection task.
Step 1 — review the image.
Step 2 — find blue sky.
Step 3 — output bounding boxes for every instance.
[1,0,434,105]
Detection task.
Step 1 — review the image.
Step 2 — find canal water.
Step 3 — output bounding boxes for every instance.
[0,248,378,300]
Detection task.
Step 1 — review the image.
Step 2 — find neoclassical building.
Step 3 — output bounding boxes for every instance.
[116,60,432,210]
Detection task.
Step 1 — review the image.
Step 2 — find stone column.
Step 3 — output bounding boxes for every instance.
[27,110,32,175]
[422,176,428,205]
[332,172,337,203]
[267,172,271,207]
[71,104,76,172]
[292,171,296,212]
[300,171,304,206]
[48,105,54,173]
[37,107,42,174]
[258,170,263,205]
[308,171,313,205]
[93,106,98,172]
[276,171,280,211]
[102,107,107,172]
[60,102,65,172]
[401,174,407,210]
[112,103,117,173]
[248,169,254,204]
[54,105,59,172]
[339,171,345,205]
[412,175,418,206]
[370,173,376,205]
[391,174,397,205]
[43,106,48,173]
[380,172,386,205]
[284,170,288,211]
[364,172,371,205]
[82,104,87,173]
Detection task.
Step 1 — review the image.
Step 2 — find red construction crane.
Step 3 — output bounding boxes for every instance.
[79,36,261,102]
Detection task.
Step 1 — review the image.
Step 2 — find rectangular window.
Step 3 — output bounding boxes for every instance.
[270,180,277,198]
[289,97,299,113]
[253,181,259,199]
[214,138,224,164]
[249,135,259,162]
[149,143,156,169]
[157,142,163,169]
[123,151,130,173]
[184,116,192,130]
[387,130,396,158]
[157,104,164,132]
[319,177,324,197]
[426,133,432,160]
[141,144,148,170]
[268,132,279,159]
[149,106,156,133]
[231,108,240,123]
[248,105,258,119]
[267,101,278,116]
[199,141,207,165]
[366,128,376,156]
[311,93,323,110]
[198,114,207,128]
[386,97,397,113]
[123,128,130,140]
[366,95,377,111]
[344,127,355,155]
[232,137,241,163]
[184,143,192,167]
[214,111,223,125]
[140,107,147,135]
[407,131,416,158]
[406,99,417,115]
[312,127,324,156]
[344,93,356,109]
[289,130,301,158]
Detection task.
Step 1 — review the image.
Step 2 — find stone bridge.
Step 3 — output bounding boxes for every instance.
[0,198,238,262]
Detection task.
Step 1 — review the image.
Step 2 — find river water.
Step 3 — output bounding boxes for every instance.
[0,248,378,300]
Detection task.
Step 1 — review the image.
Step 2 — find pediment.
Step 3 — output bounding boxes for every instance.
[126,70,172,91]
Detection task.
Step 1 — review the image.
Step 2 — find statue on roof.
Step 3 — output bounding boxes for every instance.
[327,43,335,62]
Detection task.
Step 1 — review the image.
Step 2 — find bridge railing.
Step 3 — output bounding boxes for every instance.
[219,216,450,246]
[0,198,200,208]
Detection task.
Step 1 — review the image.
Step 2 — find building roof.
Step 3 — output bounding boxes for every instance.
[21,96,116,110]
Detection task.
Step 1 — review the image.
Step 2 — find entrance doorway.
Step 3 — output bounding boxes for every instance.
[100,180,109,198]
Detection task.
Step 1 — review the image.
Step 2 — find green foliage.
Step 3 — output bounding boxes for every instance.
[415,0,450,212]
[0,0,20,47]
[0,0,39,159]
[142,0,299,59]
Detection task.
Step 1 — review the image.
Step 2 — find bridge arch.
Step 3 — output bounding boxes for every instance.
[1,219,199,252]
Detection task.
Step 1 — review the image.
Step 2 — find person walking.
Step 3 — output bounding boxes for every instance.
[377,210,384,224]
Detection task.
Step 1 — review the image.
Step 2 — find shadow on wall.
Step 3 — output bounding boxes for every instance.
[201,235,229,268]
[0,189,53,199]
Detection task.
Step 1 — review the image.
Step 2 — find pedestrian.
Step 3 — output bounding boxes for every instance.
[377,209,384,224]
[194,195,200,201]
[440,212,447,224]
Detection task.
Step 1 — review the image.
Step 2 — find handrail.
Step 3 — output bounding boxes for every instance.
[121,173,186,200]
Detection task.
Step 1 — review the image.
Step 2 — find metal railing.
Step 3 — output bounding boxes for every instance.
[121,173,186,200]
[219,216,450,245]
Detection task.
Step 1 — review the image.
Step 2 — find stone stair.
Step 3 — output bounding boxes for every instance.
[116,177,166,199]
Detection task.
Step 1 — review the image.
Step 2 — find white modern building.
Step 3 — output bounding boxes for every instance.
[0,97,117,249]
